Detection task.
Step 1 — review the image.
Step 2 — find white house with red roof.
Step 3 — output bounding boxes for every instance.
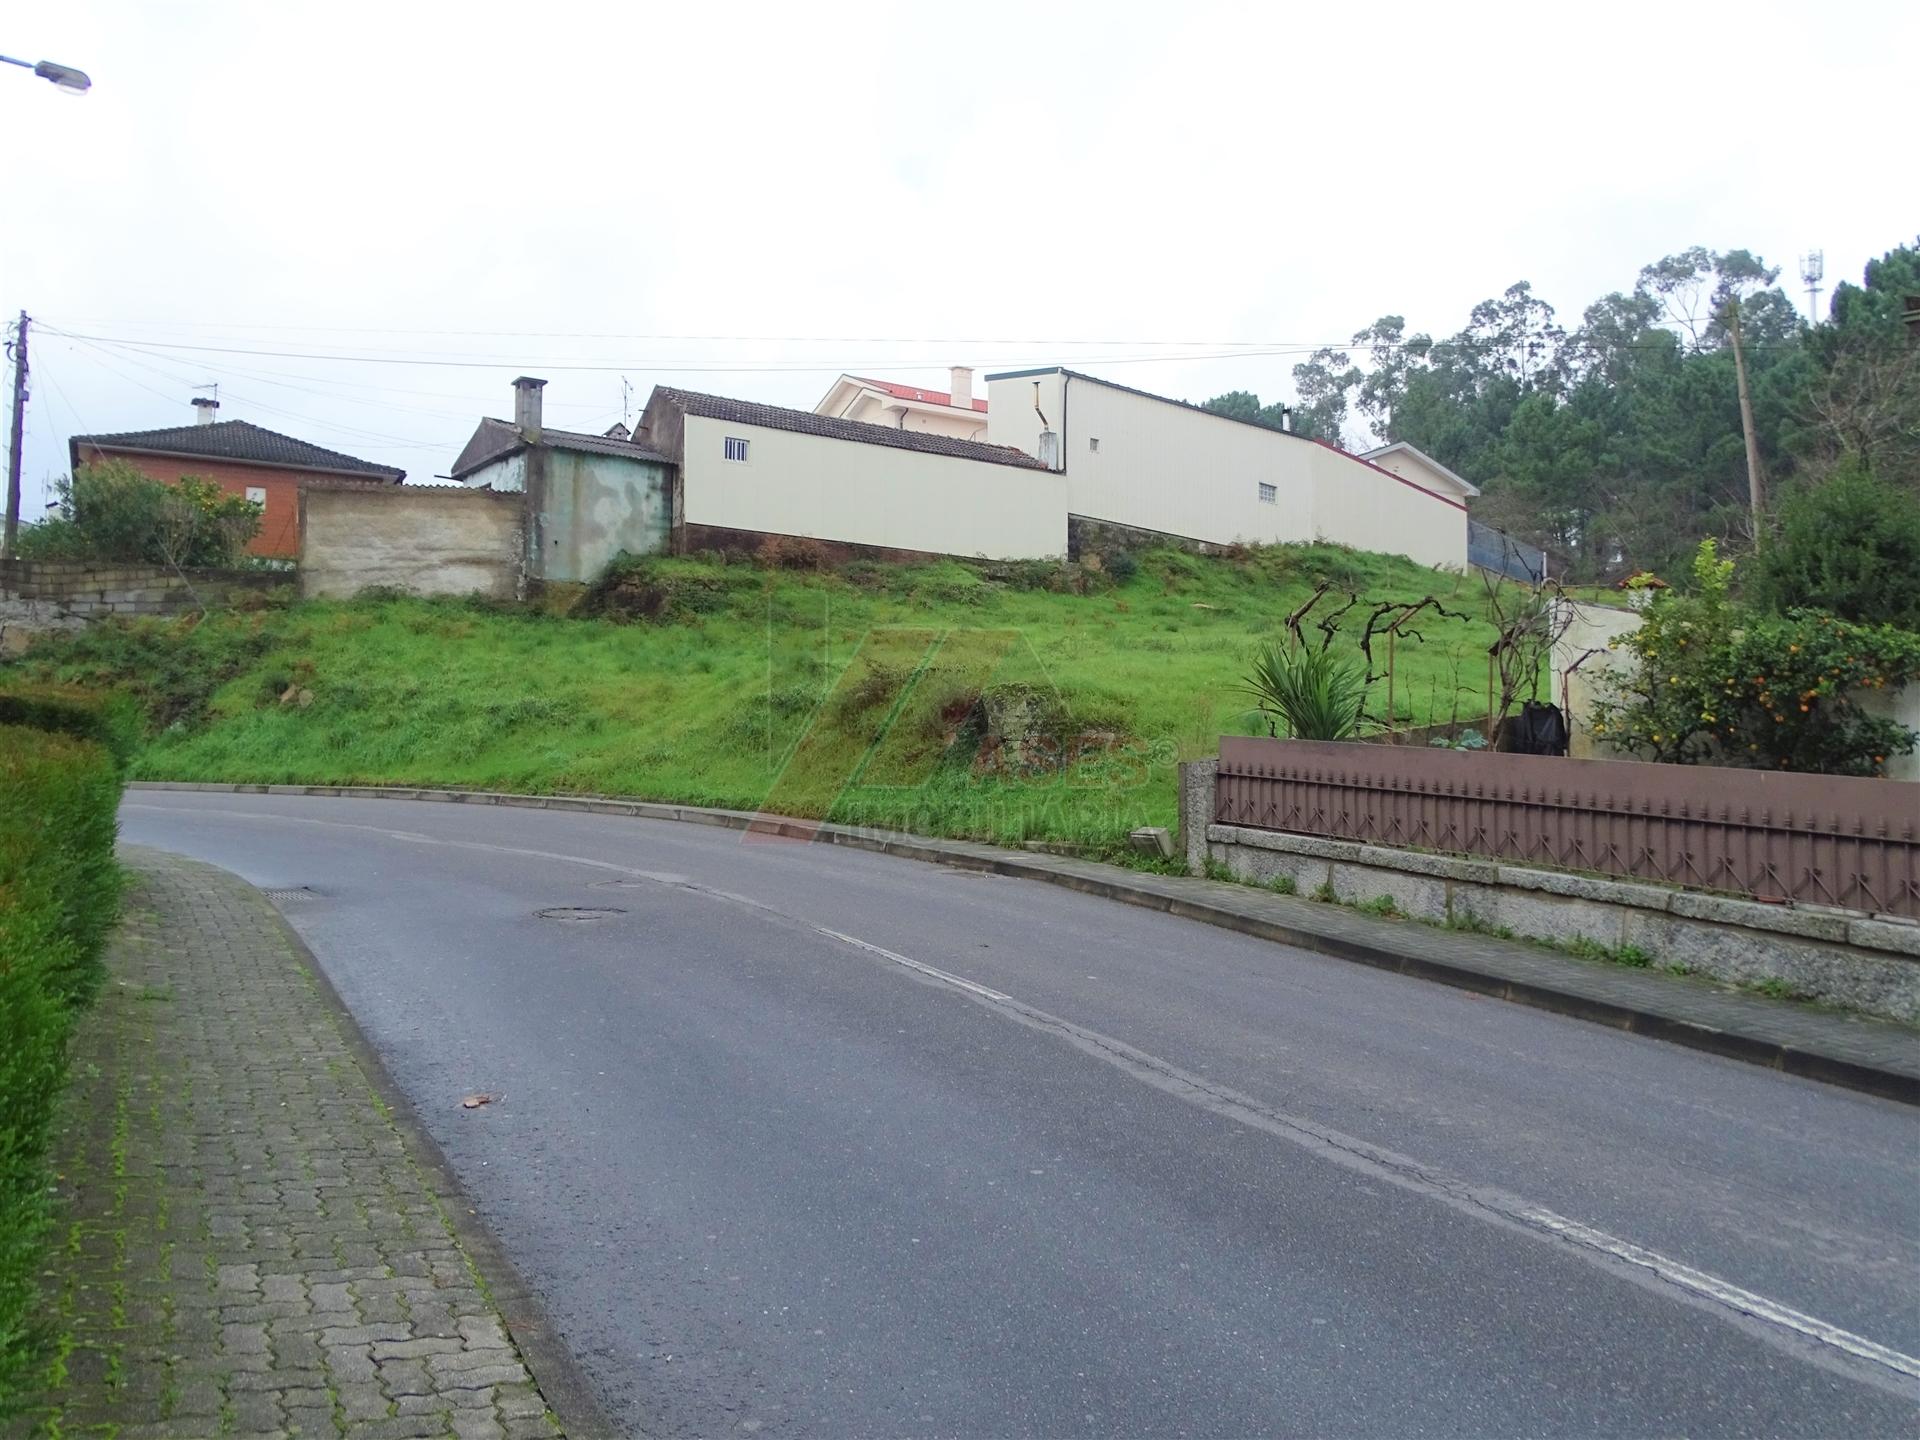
[813,367,988,443]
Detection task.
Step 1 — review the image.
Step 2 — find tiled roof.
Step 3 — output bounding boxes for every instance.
[449,417,672,480]
[652,388,1044,469]
[70,420,404,480]
[849,376,989,413]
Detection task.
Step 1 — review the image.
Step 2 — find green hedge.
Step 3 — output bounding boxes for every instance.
[0,722,123,1409]
[0,685,142,770]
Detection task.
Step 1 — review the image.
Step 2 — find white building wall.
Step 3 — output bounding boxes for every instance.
[985,371,1065,470]
[1307,443,1469,570]
[985,372,1468,567]
[681,415,1065,559]
[1057,378,1317,546]
[834,391,987,442]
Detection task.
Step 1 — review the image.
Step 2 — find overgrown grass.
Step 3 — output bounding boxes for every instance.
[4,544,1517,852]
[0,717,124,1412]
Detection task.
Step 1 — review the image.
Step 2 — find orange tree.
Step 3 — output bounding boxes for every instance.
[1590,540,1920,776]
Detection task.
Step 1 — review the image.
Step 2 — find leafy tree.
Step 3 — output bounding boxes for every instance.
[17,461,262,569]
[1748,461,1920,628]
[1799,240,1920,478]
[1197,238,1911,584]
[1590,540,1920,776]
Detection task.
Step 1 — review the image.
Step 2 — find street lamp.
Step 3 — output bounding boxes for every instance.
[0,54,91,94]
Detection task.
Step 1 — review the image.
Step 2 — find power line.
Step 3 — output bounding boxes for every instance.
[40,325,1805,378]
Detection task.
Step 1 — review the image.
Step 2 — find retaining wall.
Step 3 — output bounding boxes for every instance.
[1179,757,1920,1023]
[0,559,284,652]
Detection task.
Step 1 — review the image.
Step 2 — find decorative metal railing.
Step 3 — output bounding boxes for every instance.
[1215,736,1920,918]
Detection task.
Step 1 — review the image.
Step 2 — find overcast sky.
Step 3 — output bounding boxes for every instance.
[4,0,1914,511]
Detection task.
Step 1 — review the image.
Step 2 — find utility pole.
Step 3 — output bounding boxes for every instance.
[1723,299,1766,539]
[4,311,26,560]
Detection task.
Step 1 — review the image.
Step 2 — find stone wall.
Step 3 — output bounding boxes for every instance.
[0,559,284,653]
[300,485,523,600]
[1178,759,1920,1022]
[1066,513,1228,561]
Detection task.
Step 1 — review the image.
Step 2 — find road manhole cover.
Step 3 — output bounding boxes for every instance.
[536,906,627,923]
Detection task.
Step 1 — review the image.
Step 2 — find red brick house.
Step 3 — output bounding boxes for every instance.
[68,400,404,558]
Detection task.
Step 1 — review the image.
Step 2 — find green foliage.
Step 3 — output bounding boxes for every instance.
[1202,238,1919,584]
[3,545,1512,850]
[14,612,275,732]
[1748,462,1920,628]
[1591,540,1920,775]
[0,725,124,1406]
[0,685,142,769]
[16,461,261,569]
[1239,641,1368,740]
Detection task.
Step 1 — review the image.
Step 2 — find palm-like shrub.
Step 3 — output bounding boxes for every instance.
[1241,641,1368,741]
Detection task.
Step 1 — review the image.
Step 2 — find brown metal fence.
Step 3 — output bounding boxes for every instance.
[1215,736,1920,919]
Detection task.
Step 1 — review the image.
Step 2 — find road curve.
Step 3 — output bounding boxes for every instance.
[121,791,1920,1438]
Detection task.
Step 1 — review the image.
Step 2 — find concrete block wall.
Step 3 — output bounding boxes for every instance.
[1,560,285,652]
[300,486,524,600]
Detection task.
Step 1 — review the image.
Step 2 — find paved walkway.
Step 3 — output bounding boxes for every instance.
[5,848,594,1440]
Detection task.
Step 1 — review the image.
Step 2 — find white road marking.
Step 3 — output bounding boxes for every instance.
[128,793,1920,1391]
[1520,1208,1920,1381]
[815,927,1012,1002]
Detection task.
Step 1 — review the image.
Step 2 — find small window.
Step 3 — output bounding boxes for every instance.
[1258,482,1277,504]
[1088,436,1100,453]
[724,436,750,463]
[244,486,267,505]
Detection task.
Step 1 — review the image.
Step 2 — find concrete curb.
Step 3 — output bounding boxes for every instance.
[152,848,623,1440]
[128,781,1920,1107]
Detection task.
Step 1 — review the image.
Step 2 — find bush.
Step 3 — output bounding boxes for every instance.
[1591,539,1920,775]
[21,460,261,569]
[572,554,749,624]
[0,723,123,1407]
[0,685,142,769]
[1239,641,1368,740]
[1748,461,1920,629]
[757,534,827,571]
[12,612,274,732]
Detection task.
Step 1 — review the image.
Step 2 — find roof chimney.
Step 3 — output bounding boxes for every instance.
[949,366,973,411]
[1280,405,1293,433]
[192,396,220,426]
[512,376,546,440]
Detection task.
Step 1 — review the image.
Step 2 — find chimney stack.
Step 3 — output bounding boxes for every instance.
[1280,406,1293,433]
[192,397,220,426]
[949,366,973,411]
[512,376,547,439]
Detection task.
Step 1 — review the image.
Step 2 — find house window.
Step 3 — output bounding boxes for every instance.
[1088,437,1100,453]
[1258,482,1277,504]
[244,486,267,505]
[724,436,750,463]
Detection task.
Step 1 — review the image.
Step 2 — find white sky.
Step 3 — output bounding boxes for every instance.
[4,0,1914,509]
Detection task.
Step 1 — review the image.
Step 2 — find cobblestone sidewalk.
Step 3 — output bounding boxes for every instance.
[5,848,581,1440]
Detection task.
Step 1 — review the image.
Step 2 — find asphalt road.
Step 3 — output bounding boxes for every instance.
[122,792,1920,1438]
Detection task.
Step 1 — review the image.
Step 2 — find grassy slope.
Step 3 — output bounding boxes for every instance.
[8,546,1521,853]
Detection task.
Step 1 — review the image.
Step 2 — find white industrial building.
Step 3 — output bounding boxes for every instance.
[448,369,1480,580]
[983,368,1474,571]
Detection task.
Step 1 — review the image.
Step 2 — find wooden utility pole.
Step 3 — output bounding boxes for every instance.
[1724,299,1766,539]
[3,311,26,559]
